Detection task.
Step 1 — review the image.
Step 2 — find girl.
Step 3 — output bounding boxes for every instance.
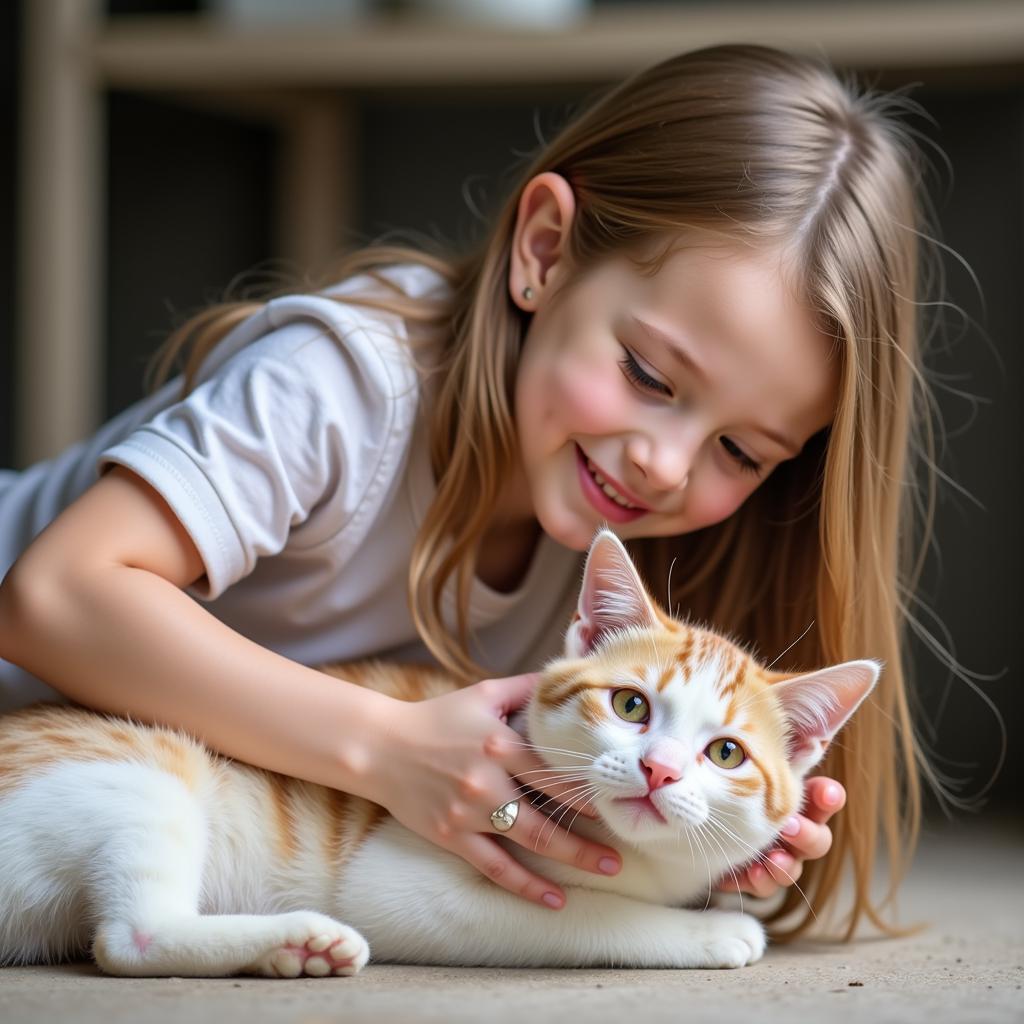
[0,44,938,940]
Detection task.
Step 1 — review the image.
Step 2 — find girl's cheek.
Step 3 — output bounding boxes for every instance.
[554,360,626,434]
[687,479,751,531]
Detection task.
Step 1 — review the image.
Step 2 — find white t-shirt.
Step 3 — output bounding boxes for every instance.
[0,263,583,712]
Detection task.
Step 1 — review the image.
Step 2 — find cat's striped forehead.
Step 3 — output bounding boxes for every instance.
[543,624,757,698]
[539,624,789,741]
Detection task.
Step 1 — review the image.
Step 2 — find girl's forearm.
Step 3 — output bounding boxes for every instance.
[0,564,392,797]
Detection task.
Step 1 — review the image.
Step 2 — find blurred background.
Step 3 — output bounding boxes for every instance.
[1,0,1020,817]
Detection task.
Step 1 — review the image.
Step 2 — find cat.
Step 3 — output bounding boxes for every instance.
[0,528,878,976]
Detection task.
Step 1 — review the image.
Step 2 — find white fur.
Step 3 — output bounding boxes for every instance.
[0,751,763,974]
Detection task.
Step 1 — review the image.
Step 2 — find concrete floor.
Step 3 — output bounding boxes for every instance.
[2,816,1021,1024]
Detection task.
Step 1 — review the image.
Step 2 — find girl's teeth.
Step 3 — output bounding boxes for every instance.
[586,458,639,509]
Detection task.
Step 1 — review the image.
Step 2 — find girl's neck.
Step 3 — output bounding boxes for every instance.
[476,517,542,593]
[472,448,542,593]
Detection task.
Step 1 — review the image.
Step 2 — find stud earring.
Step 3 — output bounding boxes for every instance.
[522,286,534,301]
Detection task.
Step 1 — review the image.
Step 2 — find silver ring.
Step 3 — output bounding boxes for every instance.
[489,799,520,833]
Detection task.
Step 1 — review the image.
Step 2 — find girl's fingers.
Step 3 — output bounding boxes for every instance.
[780,813,834,861]
[762,850,802,888]
[505,804,621,877]
[736,854,802,898]
[486,673,543,716]
[802,776,846,823]
[715,849,803,896]
[457,834,567,910]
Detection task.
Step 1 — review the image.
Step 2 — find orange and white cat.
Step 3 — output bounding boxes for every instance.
[0,529,878,975]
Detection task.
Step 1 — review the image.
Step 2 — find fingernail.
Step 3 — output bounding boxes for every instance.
[770,852,790,868]
[598,857,621,875]
[750,865,764,881]
[824,784,842,807]
[782,816,800,836]
[542,892,564,909]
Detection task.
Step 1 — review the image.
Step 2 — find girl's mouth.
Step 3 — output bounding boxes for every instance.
[575,444,648,524]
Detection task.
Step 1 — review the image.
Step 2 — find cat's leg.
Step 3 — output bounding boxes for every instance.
[39,761,370,978]
[341,820,765,969]
[94,910,369,979]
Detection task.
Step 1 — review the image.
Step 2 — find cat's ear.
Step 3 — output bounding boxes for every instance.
[564,529,659,658]
[770,660,881,774]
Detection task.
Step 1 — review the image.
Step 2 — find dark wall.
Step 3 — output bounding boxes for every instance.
[902,87,1023,817]
[105,92,274,417]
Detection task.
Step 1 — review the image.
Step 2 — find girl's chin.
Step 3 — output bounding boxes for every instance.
[538,507,606,552]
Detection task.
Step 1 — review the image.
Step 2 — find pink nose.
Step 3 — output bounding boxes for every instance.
[640,755,681,791]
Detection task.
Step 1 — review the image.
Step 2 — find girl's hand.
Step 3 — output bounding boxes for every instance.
[714,776,845,897]
[363,672,622,910]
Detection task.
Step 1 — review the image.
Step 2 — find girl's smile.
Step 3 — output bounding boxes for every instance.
[575,444,649,523]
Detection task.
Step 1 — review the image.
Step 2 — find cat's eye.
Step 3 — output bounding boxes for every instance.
[706,738,745,769]
[611,689,649,724]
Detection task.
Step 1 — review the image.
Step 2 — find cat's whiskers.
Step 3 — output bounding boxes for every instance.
[692,815,746,915]
[531,780,599,820]
[510,774,595,802]
[690,822,715,911]
[765,620,815,671]
[510,765,595,781]
[704,809,818,920]
[507,739,593,761]
[538,785,603,851]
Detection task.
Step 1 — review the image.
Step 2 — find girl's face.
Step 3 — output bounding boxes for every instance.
[510,238,839,551]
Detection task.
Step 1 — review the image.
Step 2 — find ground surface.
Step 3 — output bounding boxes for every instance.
[2,816,1021,1024]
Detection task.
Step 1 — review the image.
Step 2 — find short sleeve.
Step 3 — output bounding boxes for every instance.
[97,315,415,601]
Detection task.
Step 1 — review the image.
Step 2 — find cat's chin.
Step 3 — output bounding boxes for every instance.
[612,795,667,824]
[599,794,678,840]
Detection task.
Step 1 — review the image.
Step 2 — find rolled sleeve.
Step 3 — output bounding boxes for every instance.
[96,318,399,601]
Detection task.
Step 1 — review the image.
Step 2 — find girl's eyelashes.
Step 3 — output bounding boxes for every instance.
[619,348,672,397]
[719,436,763,476]
[620,344,763,476]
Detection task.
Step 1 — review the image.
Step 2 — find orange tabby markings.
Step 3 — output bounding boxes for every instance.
[579,692,608,728]
[266,774,300,860]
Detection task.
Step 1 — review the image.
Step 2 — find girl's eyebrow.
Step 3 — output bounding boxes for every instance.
[631,314,801,456]
[631,315,709,385]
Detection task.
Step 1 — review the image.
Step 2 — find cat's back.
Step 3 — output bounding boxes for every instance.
[0,703,220,799]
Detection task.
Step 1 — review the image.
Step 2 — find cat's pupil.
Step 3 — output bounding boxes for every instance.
[718,741,736,762]
[625,696,642,714]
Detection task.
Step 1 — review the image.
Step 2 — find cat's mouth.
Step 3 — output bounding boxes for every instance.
[613,794,668,824]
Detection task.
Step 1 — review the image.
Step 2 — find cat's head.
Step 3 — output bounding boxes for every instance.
[527,529,879,859]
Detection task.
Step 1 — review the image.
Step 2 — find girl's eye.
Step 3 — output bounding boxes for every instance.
[705,738,746,769]
[719,436,762,476]
[611,688,650,723]
[619,349,672,397]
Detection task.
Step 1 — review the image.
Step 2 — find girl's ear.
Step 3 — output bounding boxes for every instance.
[770,660,881,774]
[564,529,659,657]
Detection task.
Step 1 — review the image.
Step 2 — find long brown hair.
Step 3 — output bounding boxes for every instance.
[146,45,954,942]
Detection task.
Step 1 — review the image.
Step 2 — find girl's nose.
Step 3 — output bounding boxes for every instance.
[627,435,694,494]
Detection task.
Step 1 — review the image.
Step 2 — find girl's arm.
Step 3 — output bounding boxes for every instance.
[0,466,620,907]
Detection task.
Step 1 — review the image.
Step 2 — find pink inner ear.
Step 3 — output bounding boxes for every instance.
[771,660,880,770]
[567,530,659,657]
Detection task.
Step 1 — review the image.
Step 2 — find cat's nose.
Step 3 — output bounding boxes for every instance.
[640,755,682,791]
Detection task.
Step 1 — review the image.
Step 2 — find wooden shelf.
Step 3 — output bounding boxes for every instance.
[86,2,1024,90]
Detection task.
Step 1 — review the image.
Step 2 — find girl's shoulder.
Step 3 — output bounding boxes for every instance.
[195,262,451,395]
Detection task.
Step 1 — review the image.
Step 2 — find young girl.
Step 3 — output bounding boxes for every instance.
[0,44,937,941]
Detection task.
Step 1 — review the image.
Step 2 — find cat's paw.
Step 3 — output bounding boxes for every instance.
[249,911,370,978]
[698,912,766,968]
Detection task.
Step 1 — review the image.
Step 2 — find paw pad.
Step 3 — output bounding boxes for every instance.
[268,933,365,978]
